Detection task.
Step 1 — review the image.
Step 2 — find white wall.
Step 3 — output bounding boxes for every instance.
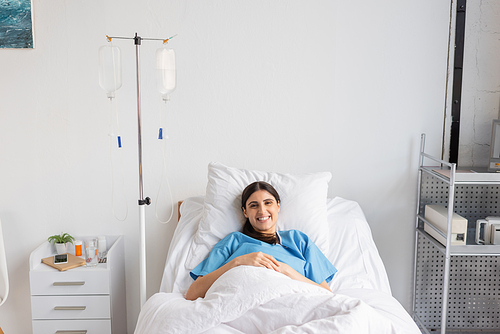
[459,0,500,166]
[0,1,451,332]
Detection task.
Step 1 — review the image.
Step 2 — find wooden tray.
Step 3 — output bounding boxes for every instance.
[41,253,86,271]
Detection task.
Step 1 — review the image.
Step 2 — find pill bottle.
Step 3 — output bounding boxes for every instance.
[74,240,82,256]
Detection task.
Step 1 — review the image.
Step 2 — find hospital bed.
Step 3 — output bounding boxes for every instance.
[135,162,420,333]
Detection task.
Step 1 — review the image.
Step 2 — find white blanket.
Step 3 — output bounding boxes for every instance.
[135,266,419,334]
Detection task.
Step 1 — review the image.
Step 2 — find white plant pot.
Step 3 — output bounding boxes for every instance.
[55,243,67,255]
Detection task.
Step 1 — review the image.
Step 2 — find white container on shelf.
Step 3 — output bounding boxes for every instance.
[424,204,467,246]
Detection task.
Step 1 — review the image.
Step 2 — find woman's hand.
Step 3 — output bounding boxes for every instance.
[275,261,300,279]
[277,261,332,292]
[234,252,281,272]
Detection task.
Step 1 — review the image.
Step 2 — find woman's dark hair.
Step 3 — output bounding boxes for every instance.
[241,181,281,244]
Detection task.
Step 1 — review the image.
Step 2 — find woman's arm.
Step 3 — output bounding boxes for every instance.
[277,261,332,292]
[186,252,280,300]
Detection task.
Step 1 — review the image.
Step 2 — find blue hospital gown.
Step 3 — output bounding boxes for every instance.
[190,230,337,284]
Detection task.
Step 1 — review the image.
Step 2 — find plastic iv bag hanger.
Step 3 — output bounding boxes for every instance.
[99,36,176,101]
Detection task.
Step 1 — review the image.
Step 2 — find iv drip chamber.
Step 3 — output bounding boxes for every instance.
[99,44,122,99]
[155,46,176,101]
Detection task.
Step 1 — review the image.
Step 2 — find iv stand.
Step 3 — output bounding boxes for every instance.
[106,32,173,308]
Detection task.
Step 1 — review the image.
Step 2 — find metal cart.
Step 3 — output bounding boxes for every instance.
[413,134,500,334]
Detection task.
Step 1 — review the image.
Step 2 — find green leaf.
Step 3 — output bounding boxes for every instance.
[47,232,75,246]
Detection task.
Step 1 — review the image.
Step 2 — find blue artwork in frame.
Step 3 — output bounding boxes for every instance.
[0,0,34,49]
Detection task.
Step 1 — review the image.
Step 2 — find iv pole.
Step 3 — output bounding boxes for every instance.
[134,33,150,309]
[105,32,174,307]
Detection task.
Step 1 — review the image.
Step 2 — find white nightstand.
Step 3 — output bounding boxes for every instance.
[29,235,126,334]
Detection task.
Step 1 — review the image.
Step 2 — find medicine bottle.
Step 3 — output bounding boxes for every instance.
[74,240,82,256]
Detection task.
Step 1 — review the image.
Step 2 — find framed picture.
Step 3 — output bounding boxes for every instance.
[488,119,500,172]
[0,0,35,49]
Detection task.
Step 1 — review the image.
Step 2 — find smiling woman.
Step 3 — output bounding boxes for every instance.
[185,181,337,300]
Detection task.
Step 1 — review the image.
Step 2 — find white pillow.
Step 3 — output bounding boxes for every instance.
[185,162,332,269]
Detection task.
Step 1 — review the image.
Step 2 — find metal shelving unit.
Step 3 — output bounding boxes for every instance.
[413,134,500,334]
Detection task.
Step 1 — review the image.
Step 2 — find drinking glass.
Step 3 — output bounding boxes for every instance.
[85,240,98,267]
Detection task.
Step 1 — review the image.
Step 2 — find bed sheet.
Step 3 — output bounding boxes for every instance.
[144,196,419,334]
[142,266,419,334]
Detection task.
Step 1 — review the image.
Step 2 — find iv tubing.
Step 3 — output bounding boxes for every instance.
[155,99,174,224]
[108,98,128,221]
[111,40,123,148]
[108,40,128,221]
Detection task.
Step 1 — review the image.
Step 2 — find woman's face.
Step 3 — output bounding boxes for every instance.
[242,190,280,234]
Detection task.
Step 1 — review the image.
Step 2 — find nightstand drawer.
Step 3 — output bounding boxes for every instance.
[31,295,110,320]
[32,319,111,334]
[30,269,110,295]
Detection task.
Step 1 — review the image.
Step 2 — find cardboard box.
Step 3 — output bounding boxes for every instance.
[424,204,468,246]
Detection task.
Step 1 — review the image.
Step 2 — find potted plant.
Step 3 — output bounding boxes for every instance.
[48,232,75,254]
